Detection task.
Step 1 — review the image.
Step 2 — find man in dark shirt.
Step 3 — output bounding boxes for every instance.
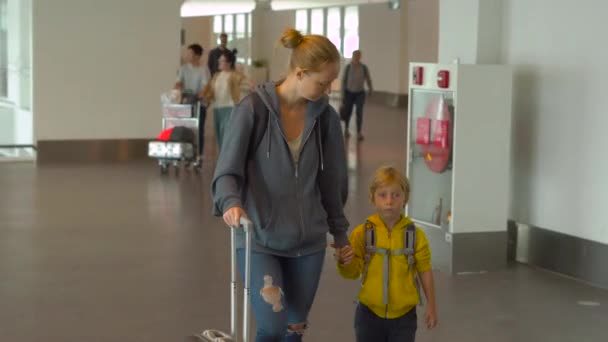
[208,33,229,77]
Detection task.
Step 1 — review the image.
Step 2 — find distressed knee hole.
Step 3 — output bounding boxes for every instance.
[260,275,284,312]
[287,323,307,335]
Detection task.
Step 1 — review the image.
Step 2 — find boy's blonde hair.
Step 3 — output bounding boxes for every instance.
[369,166,411,205]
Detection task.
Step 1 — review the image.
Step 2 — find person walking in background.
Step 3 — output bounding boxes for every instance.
[175,43,210,163]
[341,50,373,141]
[208,33,231,77]
[202,50,249,150]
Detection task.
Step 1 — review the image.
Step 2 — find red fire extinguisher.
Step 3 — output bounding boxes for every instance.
[414,97,453,173]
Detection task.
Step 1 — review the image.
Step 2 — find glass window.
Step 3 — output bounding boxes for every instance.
[224,14,234,43]
[234,13,248,65]
[344,6,359,30]
[293,5,358,58]
[247,13,252,37]
[213,15,223,46]
[295,9,308,34]
[310,8,324,35]
[236,13,246,34]
[344,6,359,58]
[1,0,7,98]
[327,7,341,54]
[213,15,223,34]
[0,0,34,160]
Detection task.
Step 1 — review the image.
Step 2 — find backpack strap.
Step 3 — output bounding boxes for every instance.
[342,64,351,96]
[361,220,376,285]
[404,223,424,306]
[374,223,424,306]
[361,220,391,305]
[404,224,416,268]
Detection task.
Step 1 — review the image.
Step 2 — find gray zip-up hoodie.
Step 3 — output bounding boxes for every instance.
[211,82,349,257]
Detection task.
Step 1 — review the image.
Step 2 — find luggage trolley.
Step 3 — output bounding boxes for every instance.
[148,96,203,175]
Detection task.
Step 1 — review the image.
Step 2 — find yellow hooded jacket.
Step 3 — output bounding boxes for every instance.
[338,214,432,319]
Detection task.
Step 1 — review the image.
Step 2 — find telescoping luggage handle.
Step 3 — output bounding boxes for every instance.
[231,217,252,342]
[191,218,252,342]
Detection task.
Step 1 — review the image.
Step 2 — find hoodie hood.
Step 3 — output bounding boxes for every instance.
[254,81,330,121]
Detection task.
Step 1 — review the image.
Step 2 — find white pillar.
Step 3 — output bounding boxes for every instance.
[397,2,409,94]
[250,0,271,63]
[438,0,503,64]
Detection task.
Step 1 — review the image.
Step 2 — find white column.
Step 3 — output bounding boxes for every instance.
[397,2,409,94]
[250,0,271,63]
[438,0,503,64]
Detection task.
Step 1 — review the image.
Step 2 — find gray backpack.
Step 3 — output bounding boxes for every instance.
[361,220,425,306]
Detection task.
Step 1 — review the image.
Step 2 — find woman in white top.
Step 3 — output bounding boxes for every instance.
[202,50,250,150]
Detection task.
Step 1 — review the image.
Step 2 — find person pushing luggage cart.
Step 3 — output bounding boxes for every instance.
[175,43,210,164]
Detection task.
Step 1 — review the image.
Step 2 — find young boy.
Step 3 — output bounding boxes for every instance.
[335,166,438,342]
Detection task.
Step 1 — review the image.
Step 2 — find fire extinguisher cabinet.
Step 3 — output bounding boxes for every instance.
[406,62,512,274]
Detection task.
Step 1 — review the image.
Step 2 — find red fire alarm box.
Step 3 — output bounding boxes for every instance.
[413,66,424,85]
[437,70,450,88]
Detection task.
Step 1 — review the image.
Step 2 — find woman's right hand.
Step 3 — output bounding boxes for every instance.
[222,206,248,228]
[331,244,354,266]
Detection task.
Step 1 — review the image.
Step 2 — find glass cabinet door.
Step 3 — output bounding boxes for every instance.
[406,89,455,229]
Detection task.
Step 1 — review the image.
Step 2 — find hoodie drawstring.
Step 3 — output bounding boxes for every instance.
[266,112,271,159]
[316,120,324,171]
[255,83,325,170]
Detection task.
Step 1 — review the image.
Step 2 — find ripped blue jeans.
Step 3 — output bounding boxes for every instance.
[237,249,326,342]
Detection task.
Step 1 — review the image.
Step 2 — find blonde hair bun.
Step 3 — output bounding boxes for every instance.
[280,28,304,49]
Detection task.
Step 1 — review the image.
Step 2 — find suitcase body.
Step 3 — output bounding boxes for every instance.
[186,218,253,342]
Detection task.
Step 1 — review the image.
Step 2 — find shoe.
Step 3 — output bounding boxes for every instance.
[357,133,364,141]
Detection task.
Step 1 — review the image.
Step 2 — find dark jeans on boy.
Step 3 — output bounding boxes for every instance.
[355,303,417,342]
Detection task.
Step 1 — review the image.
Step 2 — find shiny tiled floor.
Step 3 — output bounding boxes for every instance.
[1,102,607,341]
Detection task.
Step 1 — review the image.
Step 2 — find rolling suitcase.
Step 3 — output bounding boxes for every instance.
[186,217,253,342]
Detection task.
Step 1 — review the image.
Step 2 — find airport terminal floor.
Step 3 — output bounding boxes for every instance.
[1,102,607,341]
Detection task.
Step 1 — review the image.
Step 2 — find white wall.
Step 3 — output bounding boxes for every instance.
[33,0,183,141]
[181,16,214,67]
[503,0,608,244]
[359,4,401,93]
[476,0,502,63]
[407,0,439,64]
[407,0,439,84]
[258,10,295,81]
[360,1,438,94]
[438,0,479,63]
